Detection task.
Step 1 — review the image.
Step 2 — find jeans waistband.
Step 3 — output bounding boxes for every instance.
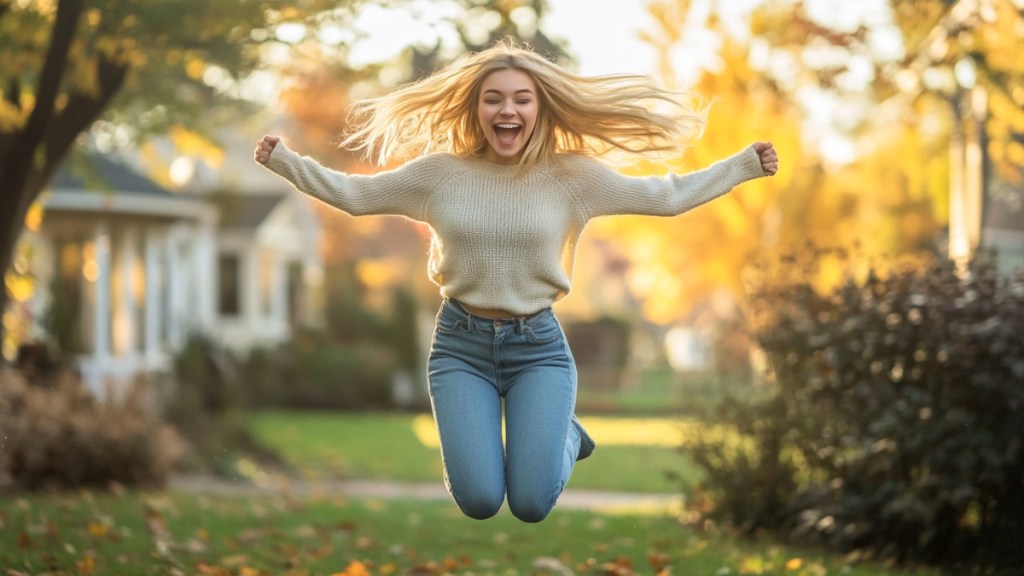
[444,299,552,333]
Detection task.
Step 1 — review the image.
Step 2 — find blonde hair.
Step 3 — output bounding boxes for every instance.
[341,39,707,166]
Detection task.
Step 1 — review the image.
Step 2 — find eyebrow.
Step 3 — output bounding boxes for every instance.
[483,88,535,95]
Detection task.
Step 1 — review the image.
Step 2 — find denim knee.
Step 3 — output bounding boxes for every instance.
[452,485,505,520]
[507,491,557,523]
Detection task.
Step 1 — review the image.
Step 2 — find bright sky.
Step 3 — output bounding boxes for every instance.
[338,0,664,75]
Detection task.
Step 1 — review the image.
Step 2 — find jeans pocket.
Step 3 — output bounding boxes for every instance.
[435,309,464,333]
[526,322,561,345]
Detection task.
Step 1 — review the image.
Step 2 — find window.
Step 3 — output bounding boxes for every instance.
[287,261,303,324]
[218,253,241,317]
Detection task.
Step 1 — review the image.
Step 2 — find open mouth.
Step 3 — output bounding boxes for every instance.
[493,123,523,146]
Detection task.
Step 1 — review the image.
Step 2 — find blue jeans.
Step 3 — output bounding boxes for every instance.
[427,299,594,522]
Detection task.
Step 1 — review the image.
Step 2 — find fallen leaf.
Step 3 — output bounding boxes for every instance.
[195,563,231,576]
[75,554,96,575]
[293,524,319,539]
[87,522,108,538]
[220,554,249,567]
[784,558,803,571]
[332,560,372,576]
[648,552,671,572]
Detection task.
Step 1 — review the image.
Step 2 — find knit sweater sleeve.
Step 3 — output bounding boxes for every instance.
[261,142,445,220]
[574,145,767,220]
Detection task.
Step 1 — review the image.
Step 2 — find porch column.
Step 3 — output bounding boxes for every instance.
[91,224,112,397]
[165,225,186,350]
[144,228,163,365]
[193,219,217,334]
[115,228,139,358]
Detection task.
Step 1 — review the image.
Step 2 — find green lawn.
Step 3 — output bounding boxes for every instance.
[247,411,701,493]
[0,491,937,576]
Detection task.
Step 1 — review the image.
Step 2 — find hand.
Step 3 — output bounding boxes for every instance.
[753,141,778,176]
[254,135,280,165]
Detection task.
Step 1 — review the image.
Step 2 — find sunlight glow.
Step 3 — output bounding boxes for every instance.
[412,415,730,448]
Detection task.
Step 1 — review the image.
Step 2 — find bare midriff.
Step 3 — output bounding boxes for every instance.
[461,302,520,319]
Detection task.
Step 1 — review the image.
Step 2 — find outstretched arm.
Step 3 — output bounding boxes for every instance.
[579,143,778,219]
[253,135,443,220]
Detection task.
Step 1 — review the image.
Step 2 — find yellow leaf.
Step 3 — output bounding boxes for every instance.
[75,554,96,574]
[332,560,372,576]
[87,521,108,538]
[784,557,803,571]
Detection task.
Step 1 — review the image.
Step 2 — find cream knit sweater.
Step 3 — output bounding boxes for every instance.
[264,143,767,316]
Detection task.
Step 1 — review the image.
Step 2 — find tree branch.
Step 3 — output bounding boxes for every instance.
[2,0,85,227]
[32,55,129,192]
[18,0,84,163]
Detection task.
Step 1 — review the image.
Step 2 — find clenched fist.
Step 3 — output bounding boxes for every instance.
[753,141,779,176]
[254,135,280,165]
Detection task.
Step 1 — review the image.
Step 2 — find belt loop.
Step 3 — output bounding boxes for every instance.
[516,317,526,335]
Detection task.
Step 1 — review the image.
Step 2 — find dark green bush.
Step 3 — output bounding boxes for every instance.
[242,284,423,411]
[162,333,257,474]
[684,251,1024,573]
[277,333,395,409]
[0,369,185,491]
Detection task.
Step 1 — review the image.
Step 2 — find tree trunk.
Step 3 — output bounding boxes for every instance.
[0,0,89,358]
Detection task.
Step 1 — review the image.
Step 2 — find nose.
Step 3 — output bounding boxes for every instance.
[500,100,516,116]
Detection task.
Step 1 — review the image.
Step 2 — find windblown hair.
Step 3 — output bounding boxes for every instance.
[340,38,708,166]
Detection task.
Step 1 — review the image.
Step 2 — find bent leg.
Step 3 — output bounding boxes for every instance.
[504,360,578,523]
[428,354,505,519]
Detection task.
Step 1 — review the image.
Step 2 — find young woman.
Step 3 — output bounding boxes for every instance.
[254,40,778,522]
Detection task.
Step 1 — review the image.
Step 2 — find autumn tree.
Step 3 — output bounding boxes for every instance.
[582,0,812,325]
[0,0,364,348]
[752,0,1024,261]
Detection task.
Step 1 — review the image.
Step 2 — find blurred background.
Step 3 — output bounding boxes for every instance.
[1,0,1023,573]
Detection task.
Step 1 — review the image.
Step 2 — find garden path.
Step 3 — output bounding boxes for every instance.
[170,474,680,514]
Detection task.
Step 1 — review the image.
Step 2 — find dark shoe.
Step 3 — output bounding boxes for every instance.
[573,415,596,461]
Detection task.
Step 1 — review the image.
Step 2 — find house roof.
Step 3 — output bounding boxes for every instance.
[52,155,175,197]
[45,154,214,221]
[212,192,287,230]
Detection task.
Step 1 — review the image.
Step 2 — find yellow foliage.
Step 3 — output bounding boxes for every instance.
[0,94,32,132]
[5,275,35,304]
[168,125,225,168]
[356,258,406,290]
[24,201,44,232]
[185,57,206,80]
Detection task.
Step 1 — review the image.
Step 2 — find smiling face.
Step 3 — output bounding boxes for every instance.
[477,68,539,165]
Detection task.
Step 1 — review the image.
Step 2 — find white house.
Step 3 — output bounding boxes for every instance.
[19,153,322,396]
[210,188,324,353]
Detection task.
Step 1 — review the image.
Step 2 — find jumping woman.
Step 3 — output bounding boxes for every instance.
[254,39,779,522]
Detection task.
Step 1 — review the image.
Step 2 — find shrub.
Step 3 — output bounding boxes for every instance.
[247,332,396,410]
[684,251,1024,573]
[0,369,186,491]
[162,334,260,474]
